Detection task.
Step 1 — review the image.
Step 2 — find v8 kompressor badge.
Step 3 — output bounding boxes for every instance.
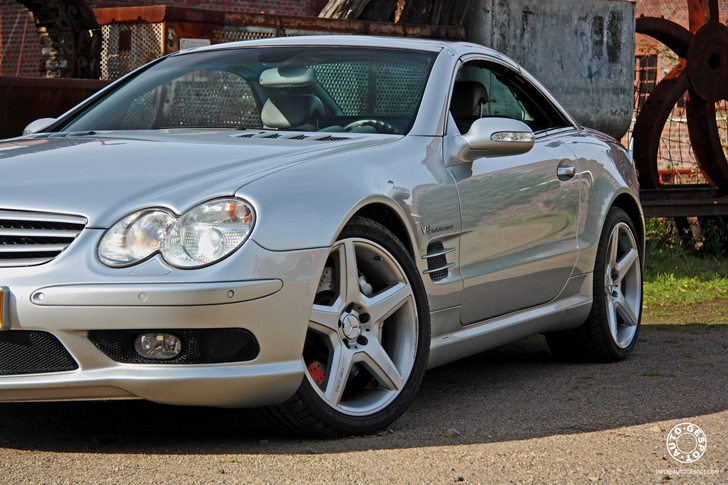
[421,224,454,235]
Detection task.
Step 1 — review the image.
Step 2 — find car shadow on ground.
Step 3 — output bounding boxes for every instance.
[0,323,726,455]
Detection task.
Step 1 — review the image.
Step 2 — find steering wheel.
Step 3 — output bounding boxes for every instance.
[343,119,401,135]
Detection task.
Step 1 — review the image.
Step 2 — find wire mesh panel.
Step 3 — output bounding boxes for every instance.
[374,61,429,117]
[120,70,261,130]
[101,23,163,81]
[165,72,260,129]
[284,29,340,36]
[315,63,369,115]
[314,60,429,117]
[213,26,277,44]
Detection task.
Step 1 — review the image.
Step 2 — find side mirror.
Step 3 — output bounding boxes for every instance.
[22,118,57,136]
[456,117,535,161]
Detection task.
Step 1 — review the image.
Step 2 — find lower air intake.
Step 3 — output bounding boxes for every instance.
[0,331,78,375]
[88,328,260,364]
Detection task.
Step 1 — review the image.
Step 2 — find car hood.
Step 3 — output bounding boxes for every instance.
[0,130,396,227]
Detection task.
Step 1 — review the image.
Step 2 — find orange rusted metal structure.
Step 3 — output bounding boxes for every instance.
[635,0,728,216]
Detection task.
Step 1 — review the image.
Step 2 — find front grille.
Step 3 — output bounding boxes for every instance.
[0,210,86,267]
[88,328,260,364]
[0,331,78,375]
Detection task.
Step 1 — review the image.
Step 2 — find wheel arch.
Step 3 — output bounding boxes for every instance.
[352,202,415,257]
[610,191,646,266]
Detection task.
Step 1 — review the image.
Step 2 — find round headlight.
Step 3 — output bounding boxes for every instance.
[163,199,255,268]
[98,198,255,269]
[98,210,176,267]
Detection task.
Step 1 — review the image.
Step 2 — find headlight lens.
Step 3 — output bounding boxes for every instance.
[98,198,255,268]
[163,199,255,268]
[98,210,176,267]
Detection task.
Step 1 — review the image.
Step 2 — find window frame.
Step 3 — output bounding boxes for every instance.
[446,55,578,137]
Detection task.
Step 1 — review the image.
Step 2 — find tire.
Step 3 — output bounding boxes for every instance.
[545,207,643,362]
[261,216,430,436]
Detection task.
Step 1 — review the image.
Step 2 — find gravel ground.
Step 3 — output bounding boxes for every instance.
[0,304,726,484]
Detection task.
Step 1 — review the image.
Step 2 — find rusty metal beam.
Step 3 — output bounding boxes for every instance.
[93,6,465,40]
[640,187,728,217]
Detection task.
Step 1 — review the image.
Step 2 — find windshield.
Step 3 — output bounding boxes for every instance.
[60,47,437,135]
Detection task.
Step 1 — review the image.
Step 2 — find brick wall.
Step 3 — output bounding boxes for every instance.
[0,2,37,77]
[0,0,325,77]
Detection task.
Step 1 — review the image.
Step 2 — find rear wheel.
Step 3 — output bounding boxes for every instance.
[261,217,430,436]
[546,207,643,361]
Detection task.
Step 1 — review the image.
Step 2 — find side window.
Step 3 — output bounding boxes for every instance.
[449,61,570,134]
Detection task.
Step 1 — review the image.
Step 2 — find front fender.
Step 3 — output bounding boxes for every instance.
[238,136,459,254]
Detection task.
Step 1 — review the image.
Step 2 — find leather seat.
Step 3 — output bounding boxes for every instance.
[450,81,488,133]
[261,94,324,130]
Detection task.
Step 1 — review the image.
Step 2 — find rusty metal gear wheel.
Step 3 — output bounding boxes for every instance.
[633,0,728,189]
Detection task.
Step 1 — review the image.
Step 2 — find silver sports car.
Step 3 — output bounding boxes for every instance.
[0,36,644,436]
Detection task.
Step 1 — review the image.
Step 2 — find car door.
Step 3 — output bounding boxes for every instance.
[447,60,581,325]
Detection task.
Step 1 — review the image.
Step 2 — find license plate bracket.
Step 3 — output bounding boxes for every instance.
[0,287,9,330]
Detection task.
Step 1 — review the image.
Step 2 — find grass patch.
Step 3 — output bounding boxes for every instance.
[644,254,728,307]
[641,370,676,377]
[644,218,728,309]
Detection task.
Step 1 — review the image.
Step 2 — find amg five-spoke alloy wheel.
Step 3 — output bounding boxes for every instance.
[262,217,430,436]
[546,207,643,362]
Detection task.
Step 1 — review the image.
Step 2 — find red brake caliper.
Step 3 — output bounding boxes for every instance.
[307,362,326,386]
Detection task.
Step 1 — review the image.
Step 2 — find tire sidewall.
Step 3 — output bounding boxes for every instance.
[298,217,430,435]
[593,207,643,360]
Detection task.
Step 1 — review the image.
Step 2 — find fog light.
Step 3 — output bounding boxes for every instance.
[134,333,182,360]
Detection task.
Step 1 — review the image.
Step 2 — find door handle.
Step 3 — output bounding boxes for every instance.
[557,164,576,180]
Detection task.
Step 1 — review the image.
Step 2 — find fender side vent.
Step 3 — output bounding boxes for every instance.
[423,241,455,281]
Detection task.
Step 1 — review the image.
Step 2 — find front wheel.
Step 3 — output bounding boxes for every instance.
[546,207,643,362]
[261,217,430,436]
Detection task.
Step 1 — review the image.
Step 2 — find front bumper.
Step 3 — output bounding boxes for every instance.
[0,229,328,407]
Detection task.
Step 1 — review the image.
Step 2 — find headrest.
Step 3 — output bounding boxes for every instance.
[260,95,324,129]
[451,81,488,119]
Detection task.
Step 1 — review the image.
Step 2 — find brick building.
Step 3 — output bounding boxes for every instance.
[0,0,326,76]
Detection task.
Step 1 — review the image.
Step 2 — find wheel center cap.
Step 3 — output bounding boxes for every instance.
[341,312,362,341]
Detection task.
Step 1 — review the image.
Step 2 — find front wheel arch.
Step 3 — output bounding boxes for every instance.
[610,192,645,265]
[353,202,415,258]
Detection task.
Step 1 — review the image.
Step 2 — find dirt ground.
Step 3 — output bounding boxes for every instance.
[0,303,726,484]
